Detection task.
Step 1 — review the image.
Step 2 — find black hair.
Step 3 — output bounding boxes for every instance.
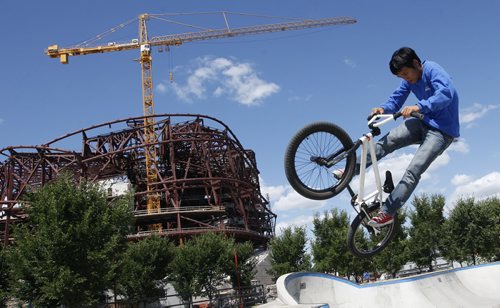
[389,47,421,75]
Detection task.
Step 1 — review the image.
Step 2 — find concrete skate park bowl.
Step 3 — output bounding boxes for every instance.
[261,262,500,308]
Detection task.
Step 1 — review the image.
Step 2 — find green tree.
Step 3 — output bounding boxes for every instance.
[478,197,500,261]
[192,233,233,302]
[169,232,237,304]
[441,197,474,265]
[228,241,257,288]
[4,175,133,307]
[407,194,445,272]
[169,241,198,305]
[311,208,375,281]
[443,197,500,265]
[268,226,311,280]
[311,209,351,275]
[116,235,175,304]
[346,251,374,283]
[0,244,8,308]
[373,210,410,278]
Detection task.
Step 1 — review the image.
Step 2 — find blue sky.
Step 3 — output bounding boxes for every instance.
[1,0,499,234]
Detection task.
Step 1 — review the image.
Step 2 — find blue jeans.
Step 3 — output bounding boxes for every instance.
[356,119,454,215]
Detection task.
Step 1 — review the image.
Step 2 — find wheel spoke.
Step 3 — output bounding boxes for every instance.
[285,122,355,200]
[294,131,347,190]
[348,211,397,258]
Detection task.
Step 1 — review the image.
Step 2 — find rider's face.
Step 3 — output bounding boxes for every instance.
[396,60,423,84]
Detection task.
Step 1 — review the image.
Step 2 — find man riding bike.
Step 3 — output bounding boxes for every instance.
[363,47,460,227]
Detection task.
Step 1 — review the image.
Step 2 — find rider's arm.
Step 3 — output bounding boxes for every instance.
[415,66,454,114]
[380,81,411,114]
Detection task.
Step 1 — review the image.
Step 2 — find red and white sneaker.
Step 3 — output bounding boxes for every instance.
[367,211,394,227]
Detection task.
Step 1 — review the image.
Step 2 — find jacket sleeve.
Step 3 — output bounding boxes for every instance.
[380,81,411,114]
[416,68,453,114]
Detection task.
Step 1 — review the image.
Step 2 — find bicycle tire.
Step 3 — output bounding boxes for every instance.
[284,122,356,200]
[347,208,398,258]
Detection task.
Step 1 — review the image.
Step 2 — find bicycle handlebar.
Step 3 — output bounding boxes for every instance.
[394,111,424,120]
[367,111,424,121]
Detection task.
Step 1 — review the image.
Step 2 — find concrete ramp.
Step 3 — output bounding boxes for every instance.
[262,262,500,308]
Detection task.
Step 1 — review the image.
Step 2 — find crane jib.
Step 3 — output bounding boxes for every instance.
[45,16,357,57]
[43,12,357,225]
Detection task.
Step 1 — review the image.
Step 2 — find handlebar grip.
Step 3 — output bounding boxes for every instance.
[394,111,424,120]
[411,112,424,120]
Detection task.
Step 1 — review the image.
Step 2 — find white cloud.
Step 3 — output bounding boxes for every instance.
[423,151,450,179]
[156,83,167,94]
[160,56,280,106]
[0,118,4,124]
[275,214,315,236]
[222,62,280,105]
[460,103,499,128]
[264,186,326,212]
[448,138,469,153]
[287,94,312,103]
[259,178,325,238]
[349,149,451,200]
[343,58,357,68]
[350,153,409,197]
[274,189,326,212]
[213,86,224,97]
[448,172,500,209]
[260,182,286,203]
[259,176,327,212]
[351,151,440,190]
[451,174,474,186]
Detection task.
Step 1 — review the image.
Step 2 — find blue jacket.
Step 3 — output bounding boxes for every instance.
[381,60,460,138]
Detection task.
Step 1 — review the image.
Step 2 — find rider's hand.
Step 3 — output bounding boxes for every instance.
[401,105,420,118]
[370,107,384,117]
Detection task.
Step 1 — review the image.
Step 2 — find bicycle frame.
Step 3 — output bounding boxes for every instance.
[352,114,396,214]
[285,111,423,257]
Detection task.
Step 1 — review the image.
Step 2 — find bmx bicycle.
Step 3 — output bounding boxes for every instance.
[284,111,423,258]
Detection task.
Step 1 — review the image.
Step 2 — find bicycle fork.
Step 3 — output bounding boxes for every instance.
[346,133,395,220]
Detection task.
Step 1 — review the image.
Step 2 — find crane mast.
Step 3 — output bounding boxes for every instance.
[139,14,161,222]
[46,13,357,226]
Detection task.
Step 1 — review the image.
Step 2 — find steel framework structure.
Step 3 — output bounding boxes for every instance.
[0,114,276,245]
[45,13,356,225]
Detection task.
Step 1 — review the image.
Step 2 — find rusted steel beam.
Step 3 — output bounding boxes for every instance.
[0,114,276,246]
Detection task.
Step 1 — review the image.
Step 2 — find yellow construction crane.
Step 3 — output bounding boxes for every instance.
[45,12,356,224]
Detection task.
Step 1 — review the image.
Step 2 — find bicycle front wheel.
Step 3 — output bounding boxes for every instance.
[347,207,398,258]
[284,122,356,200]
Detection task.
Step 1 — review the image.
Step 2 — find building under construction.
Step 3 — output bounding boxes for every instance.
[0,113,276,246]
[1,12,357,248]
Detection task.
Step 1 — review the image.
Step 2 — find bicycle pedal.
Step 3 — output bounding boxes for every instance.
[383,170,395,193]
[368,201,380,212]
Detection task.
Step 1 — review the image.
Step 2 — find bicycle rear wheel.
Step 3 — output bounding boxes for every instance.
[347,205,398,258]
[284,122,356,200]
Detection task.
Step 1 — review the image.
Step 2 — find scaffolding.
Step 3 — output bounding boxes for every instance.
[0,114,276,246]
